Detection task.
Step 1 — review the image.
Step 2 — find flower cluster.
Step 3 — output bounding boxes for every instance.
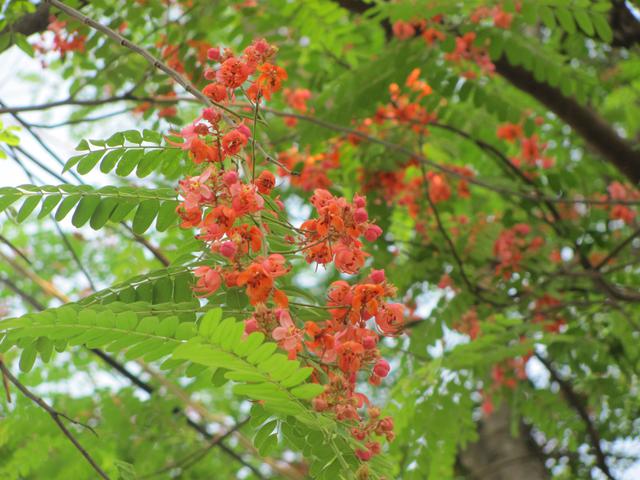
[299,189,382,273]
[605,181,638,225]
[496,122,555,171]
[453,308,481,340]
[277,145,340,191]
[34,15,86,60]
[172,39,399,462]
[201,39,286,102]
[493,223,544,278]
[282,88,312,126]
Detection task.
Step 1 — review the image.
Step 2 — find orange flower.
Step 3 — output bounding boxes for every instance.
[255,170,276,194]
[255,63,287,100]
[237,263,273,305]
[189,137,218,164]
[202,83,227,102]
[337,341,364,373]
[496,123,523,143]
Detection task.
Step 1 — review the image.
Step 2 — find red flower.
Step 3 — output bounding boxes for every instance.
[255,63,288,100]
[255,170,276,194]
[217,57,250,88]
[202,83,227,102]
[337,341,364,373]
[222,129,248,156]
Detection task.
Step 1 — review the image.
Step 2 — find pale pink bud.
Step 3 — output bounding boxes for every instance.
[362,336,377,350]
[373,358,390,377]
[222,170,239,185]
[244,317,258,334]
[364,224,382,242]
[370,269,385,284]
[353,194,366,208]
[237,124,251,139]
[219,241,237,258]
[207,47,221,61]
[354,208,369,223]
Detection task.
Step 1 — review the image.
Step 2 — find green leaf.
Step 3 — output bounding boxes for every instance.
[591,13,613,43]
[155,201,177,231]
[13,33,34,57]
[573,9,594,36]
[123,130,143,144]
[16,195,41,223]
[72,195,101,227]
[55,194,82,221]
[555,7,576,34]
[116,149,144,177]
[77,151,105,175]
[539,6,556,29]
[37,194,62,219]
[89,197,119,230]
[291,383,325,400]
[100,149,125,173]
[132,199,160,234]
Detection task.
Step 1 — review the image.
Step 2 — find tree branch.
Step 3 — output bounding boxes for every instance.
[0,3,50,52]
[43,0,237,119]
[259,106,640,206]
[0,358,111,480]
[492,57,640,185]
[332,0,640,185]
[534,354,615,480]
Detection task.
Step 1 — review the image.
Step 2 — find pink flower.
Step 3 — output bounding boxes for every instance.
[354,208,368,223]
[364,224,382,242]
[223,170,239,185]
[193,266,222,297]
[244,317,258,334]
[207,47,221,61]
[237,123,252,139]
[271,310,302,353]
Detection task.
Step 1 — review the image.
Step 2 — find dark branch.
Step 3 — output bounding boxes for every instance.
[492,57,640,185]
[0,3,50,52]
[535,354,615,480]
[0,359,110,480]
[332,0,640,185]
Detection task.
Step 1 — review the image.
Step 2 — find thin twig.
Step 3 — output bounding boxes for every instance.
[419,162,506,307]
[0,359,110,479]
[534,353,615,480]
[29,108,131,128]
[138,419,249,479]
[44,0,238,118]
[255,106,640,206]
[594,225,640,270]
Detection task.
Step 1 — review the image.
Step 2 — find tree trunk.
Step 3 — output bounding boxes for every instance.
[459,406,549,480]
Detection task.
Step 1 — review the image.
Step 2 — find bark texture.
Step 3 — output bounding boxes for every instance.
[459,406,549,480]
[1,2,50,51]
[493,57,640,185]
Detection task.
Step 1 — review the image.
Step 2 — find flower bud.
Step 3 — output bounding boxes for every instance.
[370,269,385,284]
[207,47,221,61]
[219,241,237,258]
[244,317,258,334]
[364,225,382,242]
[222,170,239,185]
[373,358,390,378]
[354,208,369,223]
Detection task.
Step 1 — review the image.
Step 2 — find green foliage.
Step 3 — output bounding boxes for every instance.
[68,129,185,178]
[2,0,640,478]
[0,184,178,233]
